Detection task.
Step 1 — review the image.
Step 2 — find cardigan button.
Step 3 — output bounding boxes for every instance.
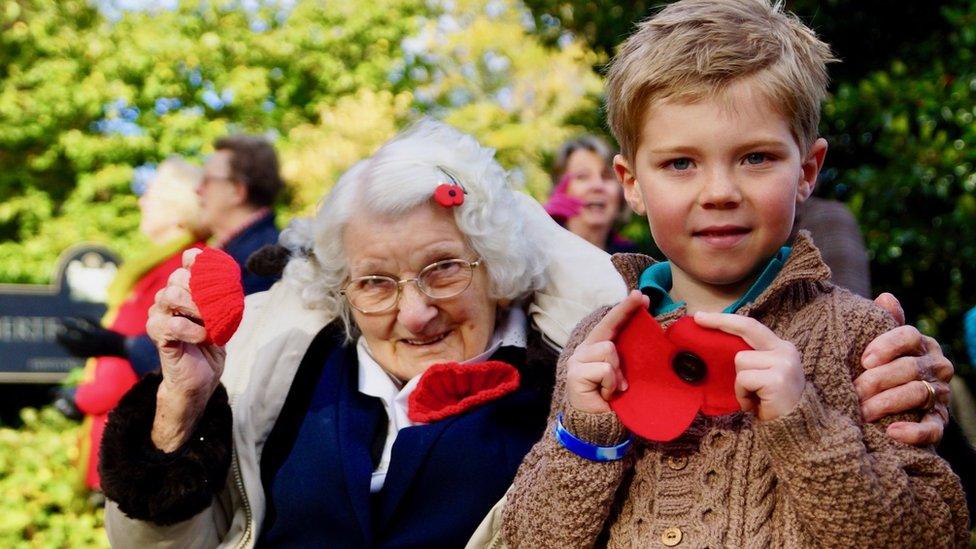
[665,455,688,471]
[672,351,706,383]
[661,526,683,546]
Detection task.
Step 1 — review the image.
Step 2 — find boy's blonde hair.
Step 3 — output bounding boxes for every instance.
[606,0,835,161]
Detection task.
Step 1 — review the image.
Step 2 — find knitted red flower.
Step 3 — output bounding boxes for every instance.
[433,183,464,207]
[408,361,520,423]
[611,311,751,442]
[188,247,245,346]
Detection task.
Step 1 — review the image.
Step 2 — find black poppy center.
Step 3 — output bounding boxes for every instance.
[672,351,706,383]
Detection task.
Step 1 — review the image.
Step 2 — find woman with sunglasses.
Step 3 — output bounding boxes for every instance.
[99,120,954,548]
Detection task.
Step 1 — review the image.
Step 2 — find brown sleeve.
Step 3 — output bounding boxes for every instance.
[501,306,634,549]
[755,301,969,547]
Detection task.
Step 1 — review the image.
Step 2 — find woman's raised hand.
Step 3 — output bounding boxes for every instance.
[146,248,227,452]
[566,291,649,414]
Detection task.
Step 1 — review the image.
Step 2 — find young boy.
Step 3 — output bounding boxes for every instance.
[501,1,968,546]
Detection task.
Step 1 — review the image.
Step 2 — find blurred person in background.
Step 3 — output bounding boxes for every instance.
[117,135,286,376]
[56,157,207,491]
[58,135,286,379]
[543,135,638,254]
[197,135,283,295]
[792,196,871,297]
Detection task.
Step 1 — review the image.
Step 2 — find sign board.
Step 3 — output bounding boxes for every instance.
[0,245,120,383]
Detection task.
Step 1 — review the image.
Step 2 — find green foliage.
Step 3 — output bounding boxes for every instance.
[0,407,106,547]
[0,0,602,282]
[521,0,652,60]
[820,1,976,362]
[0,0,430,282]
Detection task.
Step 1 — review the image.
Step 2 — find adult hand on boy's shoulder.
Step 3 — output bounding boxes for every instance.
[693,312,805,422]
[566,291,649,414]
[855,293,953,446]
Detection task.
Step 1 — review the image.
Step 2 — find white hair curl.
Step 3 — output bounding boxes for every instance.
[281,119,550,336]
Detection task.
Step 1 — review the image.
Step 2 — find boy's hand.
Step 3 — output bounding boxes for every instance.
[694,312,805,422]
[566,291,649,414]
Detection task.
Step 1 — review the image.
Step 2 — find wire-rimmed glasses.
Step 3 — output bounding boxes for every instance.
[341,258,483,314]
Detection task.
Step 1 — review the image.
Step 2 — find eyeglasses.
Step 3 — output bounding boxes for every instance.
[341,258,483,314]
[200,174,236,186]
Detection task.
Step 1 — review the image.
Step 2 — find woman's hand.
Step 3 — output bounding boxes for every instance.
[566,291,648,414]
[694,312,805,422]
[853,293,953,446]
[146,248,226,452]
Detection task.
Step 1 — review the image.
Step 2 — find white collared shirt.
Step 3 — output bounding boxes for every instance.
[356,307,527,492]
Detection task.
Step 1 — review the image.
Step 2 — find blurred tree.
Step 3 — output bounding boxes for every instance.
[0,0,428,281]
[0,406,107,546]
[522,0,955,80]
[0,0,602,281]
[821,1,976,361]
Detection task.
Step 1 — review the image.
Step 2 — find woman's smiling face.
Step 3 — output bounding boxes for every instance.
[343,202,497,382]
[563,148,622,230]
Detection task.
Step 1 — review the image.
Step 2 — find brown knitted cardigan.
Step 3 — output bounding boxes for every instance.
[502,233,968,548]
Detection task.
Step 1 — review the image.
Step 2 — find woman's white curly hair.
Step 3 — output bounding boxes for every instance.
[280,119,550,337]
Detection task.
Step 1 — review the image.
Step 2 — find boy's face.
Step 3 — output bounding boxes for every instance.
[615,78,827,290]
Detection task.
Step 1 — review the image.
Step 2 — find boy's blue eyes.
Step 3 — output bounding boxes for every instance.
[744,152,767,165]
[664,153,769,170]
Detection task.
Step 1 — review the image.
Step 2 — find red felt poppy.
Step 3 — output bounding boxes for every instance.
[408,360,520,423]
[188,247,245,346]
[611,310,751,442]
[433,183,465,207]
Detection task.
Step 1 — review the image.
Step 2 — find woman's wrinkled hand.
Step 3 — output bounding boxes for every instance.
[146,248,227,452]
[854,292,953,446]
[566,291,648,414]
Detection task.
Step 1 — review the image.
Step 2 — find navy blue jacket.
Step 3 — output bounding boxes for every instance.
[223,211,280,296]
[128,211,280,376]
[257,325,555,548]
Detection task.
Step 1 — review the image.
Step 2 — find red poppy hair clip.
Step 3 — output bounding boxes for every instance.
[433,169,466,208]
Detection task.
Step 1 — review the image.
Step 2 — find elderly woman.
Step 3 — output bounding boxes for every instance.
[99,121,952,548]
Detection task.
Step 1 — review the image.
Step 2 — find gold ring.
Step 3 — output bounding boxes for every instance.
[920,380,937,411]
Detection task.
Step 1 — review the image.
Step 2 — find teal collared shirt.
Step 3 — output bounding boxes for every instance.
[638,247,792,316]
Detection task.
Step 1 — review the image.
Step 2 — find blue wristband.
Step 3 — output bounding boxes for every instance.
[554,413,632,462]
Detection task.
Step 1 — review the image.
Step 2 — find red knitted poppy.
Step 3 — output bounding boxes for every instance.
[611,311,751,442]
[188,247,245,346]
[408,361,520,423]
[433,183,464,207]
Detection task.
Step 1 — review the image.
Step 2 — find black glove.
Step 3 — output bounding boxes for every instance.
[56,317,127,358]
[52,386,83,422]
